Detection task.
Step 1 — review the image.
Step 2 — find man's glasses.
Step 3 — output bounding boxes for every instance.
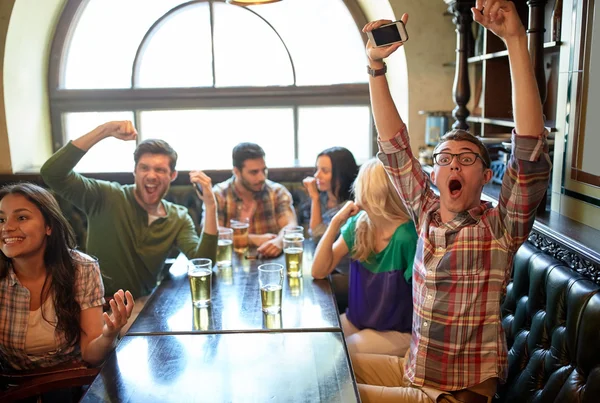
[432,152,487,167]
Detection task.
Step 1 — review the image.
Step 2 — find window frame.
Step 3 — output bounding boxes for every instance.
[48,0,374,163]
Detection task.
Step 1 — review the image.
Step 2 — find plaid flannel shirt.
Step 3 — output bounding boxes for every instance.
[211,176,295,235]
[378,125,551,391]
[0,251,105,371]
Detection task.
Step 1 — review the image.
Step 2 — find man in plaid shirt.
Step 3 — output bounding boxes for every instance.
[355,1,552,402]
[210,142,297,258]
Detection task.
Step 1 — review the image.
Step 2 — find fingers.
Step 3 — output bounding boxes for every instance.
[400,13,408,26]
[124,290,135,317]
[362,19,393,33]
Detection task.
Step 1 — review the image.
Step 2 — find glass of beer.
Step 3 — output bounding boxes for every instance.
[231,219,250,253]
[258,263,284,314]
[283,234,304,278]
[188,258,212,307]
[217,227,233,267]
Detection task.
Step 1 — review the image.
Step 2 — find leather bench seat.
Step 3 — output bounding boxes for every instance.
[497,241,600,402]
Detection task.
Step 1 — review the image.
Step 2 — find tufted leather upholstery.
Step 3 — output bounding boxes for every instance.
[496,241,600,402]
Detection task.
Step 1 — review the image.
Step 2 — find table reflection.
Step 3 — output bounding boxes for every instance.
[82,333,359,403]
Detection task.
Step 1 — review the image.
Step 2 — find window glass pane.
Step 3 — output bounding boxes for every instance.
[137,3,213,88]
[64,112,136,172]
[64,0,187,89]
[140,109,294,170]
[248,0,367,86]
[297,106,372,166]
[213,3,293,87]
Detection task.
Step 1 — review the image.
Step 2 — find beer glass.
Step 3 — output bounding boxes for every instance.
[217,227,233,267]
[258,263,284,314]
[188,258,212,307]
[231,219,250,253]
[283,234,304,278]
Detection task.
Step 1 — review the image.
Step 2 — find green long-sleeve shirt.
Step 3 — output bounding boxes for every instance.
[41,142,217,298]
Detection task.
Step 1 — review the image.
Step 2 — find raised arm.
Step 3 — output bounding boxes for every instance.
[363,15,409,141]
[472,0,545,136]
[472,0,551,248]
[41,121,138,211]
[189,170,217,236]
[312,201,358,279]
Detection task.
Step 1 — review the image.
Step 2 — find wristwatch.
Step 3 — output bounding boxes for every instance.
[367,62,387,77]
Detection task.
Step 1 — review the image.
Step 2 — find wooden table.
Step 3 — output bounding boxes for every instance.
[80,332,359,403]
[128,240,342,334]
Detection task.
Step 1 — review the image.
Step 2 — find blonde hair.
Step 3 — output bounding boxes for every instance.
[352,158,411,262]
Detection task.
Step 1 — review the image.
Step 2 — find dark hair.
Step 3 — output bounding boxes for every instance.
[435,129,491,168]
[232,142,265,171]
[317,147,358,202]
[134,139,178,172]
[0,183,81,348]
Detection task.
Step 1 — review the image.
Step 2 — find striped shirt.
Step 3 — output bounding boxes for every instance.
[377,126,551,391]
[0,251,105,371]
[211,176,295,235]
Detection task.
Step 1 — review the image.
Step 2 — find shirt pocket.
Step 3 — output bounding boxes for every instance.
[436,226,490,277]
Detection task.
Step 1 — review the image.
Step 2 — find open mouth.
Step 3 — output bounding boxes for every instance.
[145,184,158,195]
[448,179,463,196]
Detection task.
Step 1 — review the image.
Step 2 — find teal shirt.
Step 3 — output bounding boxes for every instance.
[41,142,217,298]
[342,212,416,281]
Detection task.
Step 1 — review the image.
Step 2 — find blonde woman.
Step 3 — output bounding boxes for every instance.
[312,158,417,356]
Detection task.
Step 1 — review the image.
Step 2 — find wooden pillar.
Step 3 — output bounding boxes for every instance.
[446,0,476,130]
[527,0,548,104]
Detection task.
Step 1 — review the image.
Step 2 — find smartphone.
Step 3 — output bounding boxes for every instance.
[367,20,409,47]
[194,182,203,196]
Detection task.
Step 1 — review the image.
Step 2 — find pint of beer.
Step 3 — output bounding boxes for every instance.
[284,234,304,278]
[217,227,233,267]
[258,263,284,314]
[230,219,250,253]
[188,258,213,307]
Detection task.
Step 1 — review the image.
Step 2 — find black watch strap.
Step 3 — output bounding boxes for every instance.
[367,62,387,77]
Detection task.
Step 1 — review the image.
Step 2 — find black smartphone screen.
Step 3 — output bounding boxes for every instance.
[372,24,402,46]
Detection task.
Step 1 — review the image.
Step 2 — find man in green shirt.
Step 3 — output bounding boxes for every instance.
[41,121,218,301]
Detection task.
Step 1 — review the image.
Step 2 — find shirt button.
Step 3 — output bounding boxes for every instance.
[427,270,433,275]
[437,247,445,252]
[423,322,428,327]
[427,294,433,300]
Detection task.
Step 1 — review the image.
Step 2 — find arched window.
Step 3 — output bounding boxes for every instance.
[49,0,372,172]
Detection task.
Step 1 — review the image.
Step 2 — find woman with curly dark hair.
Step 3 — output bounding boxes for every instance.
[0,183,134,371]
[302,147,359,238]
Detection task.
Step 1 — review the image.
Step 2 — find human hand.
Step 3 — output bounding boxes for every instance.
[472,0,525,41]
[332,201,361,226]
[303,176,320,200]
[189,170,215,207]
[102,290,134,339]
[250,233,277,247]
[257,237,283,258]
[362,14,409,63]
[99,121,137,142]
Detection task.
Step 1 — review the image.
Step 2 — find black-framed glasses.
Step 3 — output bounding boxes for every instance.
[432,152,487,167]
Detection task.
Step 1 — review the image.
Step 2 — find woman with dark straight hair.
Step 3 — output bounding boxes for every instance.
[0,183,134,372]
[303,147,359,237]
